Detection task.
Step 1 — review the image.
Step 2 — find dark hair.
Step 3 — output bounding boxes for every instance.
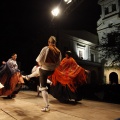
[11,53,17,56]
[11,53,17,57]
[65,51,72,57]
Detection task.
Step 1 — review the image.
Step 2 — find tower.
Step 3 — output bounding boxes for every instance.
[97,0,120,84]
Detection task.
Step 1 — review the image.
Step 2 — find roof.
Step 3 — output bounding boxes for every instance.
[60,30,99,44]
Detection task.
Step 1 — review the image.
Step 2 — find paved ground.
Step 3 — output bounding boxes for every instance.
[0,90,120,120]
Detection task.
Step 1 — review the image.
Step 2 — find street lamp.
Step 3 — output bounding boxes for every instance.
[51,7,60,17]
[51,0,73,17]
[64,0,72,4]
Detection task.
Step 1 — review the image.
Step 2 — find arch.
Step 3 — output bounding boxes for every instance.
[109,72,118,84]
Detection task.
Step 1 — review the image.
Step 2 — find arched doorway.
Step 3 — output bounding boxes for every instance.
[109,72,118,84]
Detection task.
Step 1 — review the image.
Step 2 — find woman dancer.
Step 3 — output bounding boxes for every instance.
[49,51,90,102]
[0,53,24,98]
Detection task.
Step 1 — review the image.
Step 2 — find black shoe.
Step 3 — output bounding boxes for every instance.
[5,95,13,99]
[11,94,16,98]
[5,94,16,99]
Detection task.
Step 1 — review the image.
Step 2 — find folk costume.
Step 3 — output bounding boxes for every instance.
[36,36,62,112]
[0,57,24,98]
[49,54,87,102]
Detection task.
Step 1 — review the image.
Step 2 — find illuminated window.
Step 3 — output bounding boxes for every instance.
[79,50,83,59]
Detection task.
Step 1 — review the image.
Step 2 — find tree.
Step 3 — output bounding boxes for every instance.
[97,25,120,66]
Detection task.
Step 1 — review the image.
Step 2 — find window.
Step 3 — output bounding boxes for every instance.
[104,2,117,15]
[91,53,94,62]
[105,7,109,15]
[79,50,83,59]
[112,4,116,12]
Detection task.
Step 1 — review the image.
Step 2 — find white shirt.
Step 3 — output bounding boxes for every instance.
[36,46,62,71]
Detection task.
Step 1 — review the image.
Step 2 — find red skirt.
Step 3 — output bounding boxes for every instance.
[0,72,24,96]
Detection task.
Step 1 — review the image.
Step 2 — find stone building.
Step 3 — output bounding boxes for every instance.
[97,0,120,84]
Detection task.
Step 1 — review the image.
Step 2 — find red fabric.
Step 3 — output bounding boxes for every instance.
[0,72,24,96]
[49,57,87,92]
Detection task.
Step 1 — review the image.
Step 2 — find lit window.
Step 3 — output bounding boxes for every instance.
[79,50,83,59]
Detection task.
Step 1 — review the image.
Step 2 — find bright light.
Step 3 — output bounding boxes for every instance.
[51,7,60,17]
[64,0,72,4]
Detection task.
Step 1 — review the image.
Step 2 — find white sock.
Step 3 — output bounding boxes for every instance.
[0,82,4,89]
[41,90,49,107]
[47,79,52,85]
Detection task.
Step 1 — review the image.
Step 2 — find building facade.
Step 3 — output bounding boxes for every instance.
[97,0,120,84]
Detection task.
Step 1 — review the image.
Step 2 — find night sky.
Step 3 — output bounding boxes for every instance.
[0,0,101,73]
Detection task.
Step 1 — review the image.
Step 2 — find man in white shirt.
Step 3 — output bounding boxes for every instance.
[36,36,62,112]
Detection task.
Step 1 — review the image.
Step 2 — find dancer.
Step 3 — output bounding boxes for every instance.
[0,53,24,98]
[22,64,40,80]
[22,64,52,85]
[22,64,52,96]
[36,36,62,112]
[49,51,90,103]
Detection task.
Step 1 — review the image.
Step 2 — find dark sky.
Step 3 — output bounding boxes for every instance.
[0,0,101,73]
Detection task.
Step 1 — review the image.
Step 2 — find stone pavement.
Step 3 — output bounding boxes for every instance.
[0,90,120,120]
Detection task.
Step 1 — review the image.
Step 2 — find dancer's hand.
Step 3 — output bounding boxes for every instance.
[2,61,6,64]
[85,70,90,74]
